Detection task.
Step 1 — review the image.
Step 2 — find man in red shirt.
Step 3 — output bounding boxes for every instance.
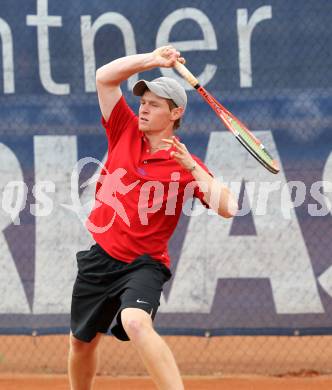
[68,46,238,390]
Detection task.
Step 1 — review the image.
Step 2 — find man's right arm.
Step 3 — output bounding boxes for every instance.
[95,47,185,121]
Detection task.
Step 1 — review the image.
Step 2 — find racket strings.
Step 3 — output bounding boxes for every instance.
[233,121,275,163]
[200,87,278,171]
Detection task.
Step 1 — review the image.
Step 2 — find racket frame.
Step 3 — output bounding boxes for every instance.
[174,62,280,174]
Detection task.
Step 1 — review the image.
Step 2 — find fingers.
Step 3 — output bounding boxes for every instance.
[161,136,182,144]
[163,138,194,171]
[164,47,180,57]
[172,136,182,145]
[159,46,178,58]
[161,138,173,145]
[161,136,181,147]
[162,137,187,154]
[170,151,180,158]
[155,46,185,66]
[172,137,186,151]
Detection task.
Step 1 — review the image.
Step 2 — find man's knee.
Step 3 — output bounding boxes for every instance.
[69,333,101,355]
[121,308,153,343]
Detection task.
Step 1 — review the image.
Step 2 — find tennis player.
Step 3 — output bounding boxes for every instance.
[68,46,238,390]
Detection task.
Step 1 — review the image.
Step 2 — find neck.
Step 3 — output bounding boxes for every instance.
[144,128,175,151]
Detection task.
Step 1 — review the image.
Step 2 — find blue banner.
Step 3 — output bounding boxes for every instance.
[0,0,331,336]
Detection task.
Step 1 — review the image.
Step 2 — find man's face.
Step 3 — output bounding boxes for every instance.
[138,90,174,133]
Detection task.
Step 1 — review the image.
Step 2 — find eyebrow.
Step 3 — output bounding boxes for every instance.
[140,97,160,104]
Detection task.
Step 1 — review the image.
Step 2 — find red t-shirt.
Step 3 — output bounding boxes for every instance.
[87,96,212,268]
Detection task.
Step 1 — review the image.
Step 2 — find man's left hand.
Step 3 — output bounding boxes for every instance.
[162,137,196,171]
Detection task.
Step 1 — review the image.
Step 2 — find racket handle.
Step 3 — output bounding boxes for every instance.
[174,62,199,88]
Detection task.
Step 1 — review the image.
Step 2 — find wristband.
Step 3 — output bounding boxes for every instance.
[187,161,197,172]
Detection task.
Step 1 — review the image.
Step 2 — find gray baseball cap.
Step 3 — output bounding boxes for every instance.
[133,77,187,109]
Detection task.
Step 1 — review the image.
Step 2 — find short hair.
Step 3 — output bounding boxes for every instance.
[166,99,181,130]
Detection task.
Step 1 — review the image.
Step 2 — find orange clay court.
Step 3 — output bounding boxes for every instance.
[1,374,332,390]
[0,335,331,389]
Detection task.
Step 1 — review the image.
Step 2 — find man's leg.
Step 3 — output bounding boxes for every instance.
[68,332,103,390]
[121,308,184,390]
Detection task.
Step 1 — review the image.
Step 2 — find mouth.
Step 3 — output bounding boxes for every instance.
[139,117,148,122]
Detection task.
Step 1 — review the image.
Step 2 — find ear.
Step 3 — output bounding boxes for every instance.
[170,106,184,121]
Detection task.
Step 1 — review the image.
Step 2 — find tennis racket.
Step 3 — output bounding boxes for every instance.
[174,62,280,174]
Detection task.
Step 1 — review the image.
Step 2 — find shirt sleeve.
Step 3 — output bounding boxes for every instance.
[192,156,214,209]
[101,96,137,150]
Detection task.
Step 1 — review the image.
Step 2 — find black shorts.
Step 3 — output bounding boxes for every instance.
[70,244,171,342]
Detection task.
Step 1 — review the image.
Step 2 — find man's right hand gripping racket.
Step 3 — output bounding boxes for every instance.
[174,62,280,174]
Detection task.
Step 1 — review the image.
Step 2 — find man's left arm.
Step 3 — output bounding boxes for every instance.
[163,137,239,218]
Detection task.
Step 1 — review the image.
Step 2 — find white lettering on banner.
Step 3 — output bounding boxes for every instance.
[319,264,332,299]
[156,8,217,88]
[0,18,14,93]
[33,136,93,314]
[237,6,272,88]
[0,144,30,313]
[26,0,70,95]
[319,268,332,298]
[160,131,324,314]
[0,5,277,94]
[317,153,332,296]
[81,13,137,92]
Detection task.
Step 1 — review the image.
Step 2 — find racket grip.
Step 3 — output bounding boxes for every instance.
[174,62,199,88]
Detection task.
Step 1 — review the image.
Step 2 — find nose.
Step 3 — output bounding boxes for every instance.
[140,105,149,115]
